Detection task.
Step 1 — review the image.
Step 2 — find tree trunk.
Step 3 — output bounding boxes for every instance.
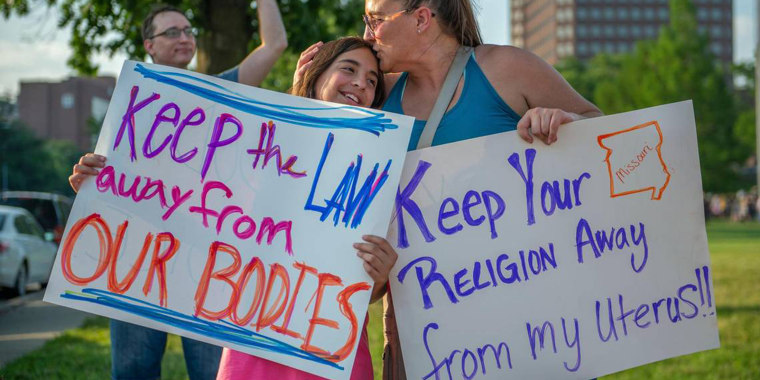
[196,0,253,75]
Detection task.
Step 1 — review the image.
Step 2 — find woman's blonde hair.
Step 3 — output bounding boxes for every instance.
[402,0,482,47]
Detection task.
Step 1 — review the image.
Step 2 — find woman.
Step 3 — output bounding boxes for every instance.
[70,37,396,379]
[296,0,602,148]
[296,1,603,378]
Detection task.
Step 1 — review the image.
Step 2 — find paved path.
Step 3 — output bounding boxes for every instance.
[0,287,90,366]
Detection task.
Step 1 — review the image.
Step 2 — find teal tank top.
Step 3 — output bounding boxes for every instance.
[383,54,521,151]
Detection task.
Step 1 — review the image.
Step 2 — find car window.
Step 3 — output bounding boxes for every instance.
[24,216,45,239]
[58,199,72,225]
[0,214,5,230]
[14,215,32,235]
[0,195,69,231]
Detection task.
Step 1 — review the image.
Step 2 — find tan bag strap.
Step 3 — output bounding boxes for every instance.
[415,46,472,149]
[382,288,407,380]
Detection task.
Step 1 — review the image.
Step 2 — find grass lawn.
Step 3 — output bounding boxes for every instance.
[1,220,757,379]
[599,220,760,379]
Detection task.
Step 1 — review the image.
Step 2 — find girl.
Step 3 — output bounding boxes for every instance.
[217,36,393,380]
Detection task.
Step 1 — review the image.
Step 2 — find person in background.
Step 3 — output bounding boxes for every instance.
[70,2,287,379]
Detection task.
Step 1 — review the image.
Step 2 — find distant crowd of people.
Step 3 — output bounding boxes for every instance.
[705,188,760,222]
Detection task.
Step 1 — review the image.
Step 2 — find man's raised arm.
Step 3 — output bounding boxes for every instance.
[237,0,288,86]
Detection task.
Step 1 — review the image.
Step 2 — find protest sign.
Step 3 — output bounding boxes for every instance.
[43,61,413,379]
[388,101,719,379]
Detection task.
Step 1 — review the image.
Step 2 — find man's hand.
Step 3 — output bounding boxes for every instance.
[69,153,106,193]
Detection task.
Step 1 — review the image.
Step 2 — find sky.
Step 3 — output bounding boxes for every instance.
[0,0,755,98]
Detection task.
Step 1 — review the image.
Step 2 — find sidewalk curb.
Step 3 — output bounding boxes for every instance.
[0,287,45,316]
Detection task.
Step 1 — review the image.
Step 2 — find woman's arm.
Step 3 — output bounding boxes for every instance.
[477,45,602,144]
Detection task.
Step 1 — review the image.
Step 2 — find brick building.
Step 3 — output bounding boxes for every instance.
[17,76,115,151]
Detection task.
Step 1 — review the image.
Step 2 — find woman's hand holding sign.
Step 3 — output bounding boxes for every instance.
[354,234,398,303]
[516,107,582,145]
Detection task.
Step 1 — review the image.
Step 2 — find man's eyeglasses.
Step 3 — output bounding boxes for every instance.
[150,26,197,39]
[362,9,411,39]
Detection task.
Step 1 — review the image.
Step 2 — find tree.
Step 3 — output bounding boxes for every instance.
[731,62,756,170]
[555,53,623,107]
[2,0,364,84]
[0,121,82,195]
[42,139,84,195]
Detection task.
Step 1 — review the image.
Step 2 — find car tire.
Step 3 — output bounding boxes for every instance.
[13,264,28,297]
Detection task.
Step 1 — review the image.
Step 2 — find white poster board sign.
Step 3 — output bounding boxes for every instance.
[44,61,413,379]
[388,101,719,379]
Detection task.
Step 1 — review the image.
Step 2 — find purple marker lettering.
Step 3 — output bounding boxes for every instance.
[394,160,435,248]
[143,102,179,158]
[171,107,205,163]
[201,113,242,181]
[114,86,160,161]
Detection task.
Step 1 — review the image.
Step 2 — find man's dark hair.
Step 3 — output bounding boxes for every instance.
[141,4,186,41]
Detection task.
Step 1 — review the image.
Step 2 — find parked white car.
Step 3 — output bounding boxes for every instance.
[0,205,58,296]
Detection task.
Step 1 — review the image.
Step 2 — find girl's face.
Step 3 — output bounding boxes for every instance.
[313,47,380,108]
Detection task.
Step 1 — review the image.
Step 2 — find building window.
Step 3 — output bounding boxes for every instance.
[645,25,657,38]
[631,7,641,20]
[632,25,642,37]
[698,8,708,20]
[592,25,602,37]
[591,8,601,20]
[711,8,722,21]
[644,8,655,19]
[61,93,75,109]
[658,8,669,20]
[618,25,629,37]
[604,8,615,20]
[592,42,602,54]
[604,25,615,37]
[577,25,588,38]
[577,8,588,20]
[617,8,628,20]
[711,25,722,38]
[711,43,722,55]
[578,42,589,55]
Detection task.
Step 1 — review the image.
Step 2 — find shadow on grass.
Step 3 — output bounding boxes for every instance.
[706,221,760,240]
[716,305,760,315]
[0,316,190,380]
